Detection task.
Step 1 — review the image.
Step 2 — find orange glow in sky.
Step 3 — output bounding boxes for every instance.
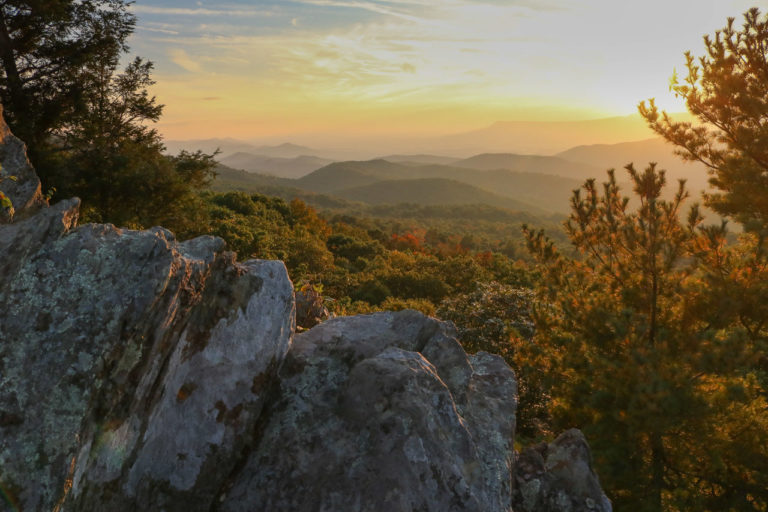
[127,0,758,143]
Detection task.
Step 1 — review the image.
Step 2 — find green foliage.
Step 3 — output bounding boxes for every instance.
[0,1,215,233]
[351,280,392,306]
[45,56,215,233]
[186,191,536,321]
[379,296,436,316]
[639,7,768,234]
[0,0,135,170]
[524,165,768,511]
[327,234,384,261]
[629,12,768,508]
[286,228,334,276]
[205,191,293,260]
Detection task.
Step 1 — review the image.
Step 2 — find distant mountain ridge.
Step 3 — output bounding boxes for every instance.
[165,138,259,157]
[165,112,699,159]
[252,142,317,158]
[432,113,695,155]
[452,153,600,180]
[295,160,409,193]
[213,156,586,215]
[170,121,717,219]
[377,154,459,166]
[219,152,334,179]
[164,139,321,159]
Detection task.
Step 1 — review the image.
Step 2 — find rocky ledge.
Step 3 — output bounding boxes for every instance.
[0,111,610,511]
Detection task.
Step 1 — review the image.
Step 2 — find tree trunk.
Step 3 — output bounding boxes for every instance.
[650,431,665,511]
[0,9,28,139]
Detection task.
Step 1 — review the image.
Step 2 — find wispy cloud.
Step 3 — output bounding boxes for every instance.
[134,0,759,141]
[131,5,275,17]
[168,48,202,72]
[138,26,179,35]
[287,0,422,21]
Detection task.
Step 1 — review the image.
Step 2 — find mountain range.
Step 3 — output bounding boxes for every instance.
[165,139,320,159]
[213,156,590,215]
[203,128,713,218]
[333,178,546,215]
[430,113,695,155]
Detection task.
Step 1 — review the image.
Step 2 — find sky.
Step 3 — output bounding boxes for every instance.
[127,0,759,142]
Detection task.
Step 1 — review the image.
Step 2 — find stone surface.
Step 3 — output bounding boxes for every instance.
[0,201,294,511]
[0,202,610,511]
[0,104,43,220]
[219,311,518,512]
[513,429,612,512]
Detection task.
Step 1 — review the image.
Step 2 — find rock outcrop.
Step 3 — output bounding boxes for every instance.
[0,104,44,221]
[220,312,517,511]
[0,199,294,511]
[0,110,610,511]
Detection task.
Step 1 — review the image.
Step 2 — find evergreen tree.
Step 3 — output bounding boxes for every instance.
[524,165,768,511]
[639,7,768,233]
[0,0,134,173]
[51,55,216,231]
[631,9,768,508]
[0,1,217,233]
[639,5,768,367]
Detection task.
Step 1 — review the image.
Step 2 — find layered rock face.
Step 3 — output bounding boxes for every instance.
[0,113,610,511]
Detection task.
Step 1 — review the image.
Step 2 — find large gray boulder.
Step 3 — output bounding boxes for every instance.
[0,108,610,511]
[0,199,294,510]
[220,312,518,511]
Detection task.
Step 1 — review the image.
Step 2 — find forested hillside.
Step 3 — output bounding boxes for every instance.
[212,156,586,215]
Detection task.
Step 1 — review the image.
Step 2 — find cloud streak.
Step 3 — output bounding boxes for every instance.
[138,26,179,35]
[287,0,422,21]
[131,5,275,17]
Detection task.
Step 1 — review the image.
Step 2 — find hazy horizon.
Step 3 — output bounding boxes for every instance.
[164,111,698,160]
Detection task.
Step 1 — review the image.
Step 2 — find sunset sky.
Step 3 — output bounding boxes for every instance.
[127,0,757,142]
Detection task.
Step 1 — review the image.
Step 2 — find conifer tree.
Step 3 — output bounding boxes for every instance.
[525,165,768,511]
[0,1,217,232]
[639,7,768,234]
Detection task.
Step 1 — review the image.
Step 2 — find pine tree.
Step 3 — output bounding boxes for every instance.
[524,165,768,511]
[639,7,768,234]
